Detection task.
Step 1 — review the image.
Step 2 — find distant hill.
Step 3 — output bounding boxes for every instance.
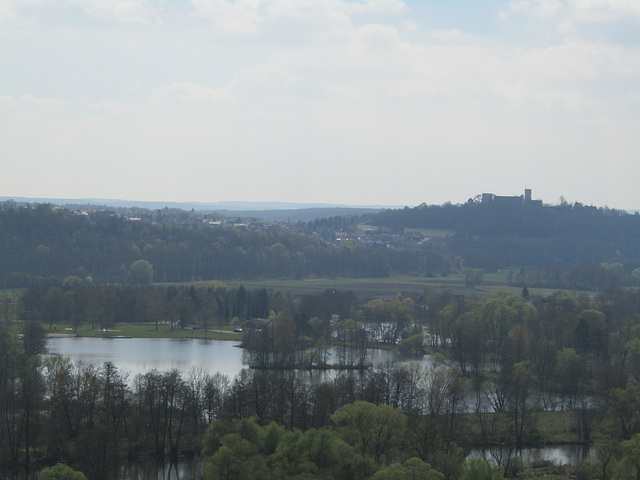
[3,196,639,291]
[220,207,388,223]
[0,197,397,223]
[0,197,399,211]
[363,199,640,271]
[0,202,398,287]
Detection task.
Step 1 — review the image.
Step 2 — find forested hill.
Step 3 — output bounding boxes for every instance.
[367,200,638,237]
[0,202,396,287]
[2,199,640,289]
[363,200,640,269]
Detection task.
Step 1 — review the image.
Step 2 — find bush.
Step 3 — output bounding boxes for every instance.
[39,463,87,480]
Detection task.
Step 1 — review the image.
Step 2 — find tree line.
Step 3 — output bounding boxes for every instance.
[0,202,433,287]
[19,282,271,333]
[507,263,640,291]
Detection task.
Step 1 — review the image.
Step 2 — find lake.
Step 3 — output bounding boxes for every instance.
[45,336,436,380]
[46,337,245,379]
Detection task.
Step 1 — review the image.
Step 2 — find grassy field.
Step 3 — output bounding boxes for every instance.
[3,270,584,301]
[222,271,563,299]
[226,275,468,297]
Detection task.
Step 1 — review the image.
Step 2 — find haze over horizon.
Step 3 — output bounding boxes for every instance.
[1,1,639,210]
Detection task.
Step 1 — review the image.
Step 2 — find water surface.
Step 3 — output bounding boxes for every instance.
[47,337,244,379]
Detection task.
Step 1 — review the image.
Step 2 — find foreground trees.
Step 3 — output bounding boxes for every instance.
[0,330,45,467]
[3,286,640,479]
[0,329,479,479]
[202,406,442,480]
[331,401,406,464]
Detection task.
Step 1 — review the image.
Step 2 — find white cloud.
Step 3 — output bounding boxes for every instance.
[1,0,639,207]
[501,83,605,111]
[0,93,65,109]
[262,1,406,22]
[71,0,157,24]
[0,2,16,23]
[503,0,640,42]
[0,96,18,107]
[402,19,417,32]
[429,28,485,44]
[190,1,407,44]
[151,82,237,105]
[339,1,407,16]
[191,0,263,35]
[235,64,296,87]
[0,0,161,28]
[88,100,139,117]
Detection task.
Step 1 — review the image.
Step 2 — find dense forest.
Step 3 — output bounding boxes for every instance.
[0,203,404,286]
[3,199,640,291]
[364,199,640,270]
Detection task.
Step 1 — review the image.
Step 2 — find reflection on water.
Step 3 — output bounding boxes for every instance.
[118,459,203,480]
[470,444,592,467]
[46,337,245,379]
[46,337,436,381]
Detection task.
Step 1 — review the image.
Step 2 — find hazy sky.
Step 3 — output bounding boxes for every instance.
[1,1,639,208]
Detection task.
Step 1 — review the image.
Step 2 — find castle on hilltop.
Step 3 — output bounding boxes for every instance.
[481,188,542,206]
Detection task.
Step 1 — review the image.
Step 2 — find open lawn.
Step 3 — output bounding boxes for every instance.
[223,275,471,298]
[221,272,565,299]
[4,271,587,303]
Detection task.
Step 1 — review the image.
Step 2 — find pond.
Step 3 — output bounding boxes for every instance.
[46,337,436,381]
[46,337,245,379]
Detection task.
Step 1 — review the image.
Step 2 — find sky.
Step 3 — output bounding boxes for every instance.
[1,0,639,209]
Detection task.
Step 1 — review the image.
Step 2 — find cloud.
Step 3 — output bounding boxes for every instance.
[191,0,263,35]
[0,0,161,28]
[149,66,299,111]
[151,82,237,106]
[501,83,605,112]
[0,96,18,107]
[0,2,16,23]
[1,0,638,207]
[502,0,640,42]
[234,64,297,89]
[339,0,407,16]
[70,0,157,25]
[188,1,407,43]
[507,0,640,23]
[429,28,486,45]
[88,100,139,117]
[0,93,65,109]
